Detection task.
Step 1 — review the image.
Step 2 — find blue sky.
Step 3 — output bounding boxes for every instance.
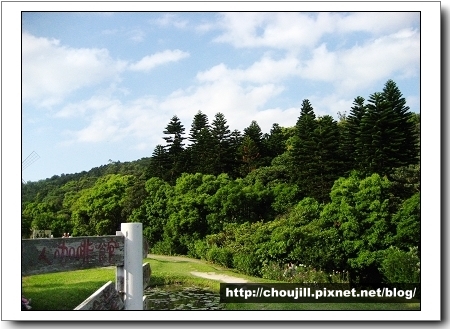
[22,12,420,182]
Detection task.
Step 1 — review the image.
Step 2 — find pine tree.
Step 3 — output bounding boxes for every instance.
[291,99,319,197]
[163,115,186,182]
[229,129,243,178]
[188,111,214,174]
[341,96,366,173]
[210,112,233,176]
[381,79,418,166]
[239,135,260,175]
[264,123,287,160]
[149,144,170,180]
[358,80,418,176]
[359,92,390,175]
[189,111,209,144]
[313,115,343,202]
[242,120,266,168]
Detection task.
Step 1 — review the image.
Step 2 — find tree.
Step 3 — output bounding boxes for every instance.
[187,111,214,174]
[163,115,187,182]
[210,113,233,176]
[264,123,287,161]
[71,174,136,236]
[238,135,260,175]
[242,120,267,168]
[357,80,418,176]
[130,177,174,249]
[228,129,243,178]
[319,173,396,285]
[188,111,209,144]
[381,79,418,166]
[149,145,170,180]
[312,115,343,202]
[341,96,366,173]
[243,121,264,149]
[290,99,319,197]
[391,192,420,252]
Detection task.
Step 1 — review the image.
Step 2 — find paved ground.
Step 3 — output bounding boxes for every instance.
[190,271,248,283]
[148,254,205,263]
[148,254,248,283]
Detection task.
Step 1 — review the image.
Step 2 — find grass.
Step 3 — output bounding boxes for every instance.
[21,267,116,310]
[21,254,420,311]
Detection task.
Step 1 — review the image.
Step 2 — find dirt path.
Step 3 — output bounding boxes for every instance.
[148,254,248,283]
[148,254,205,264]
[190,271,248,283]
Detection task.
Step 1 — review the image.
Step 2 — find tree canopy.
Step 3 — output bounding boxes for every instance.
[22,79,420,288]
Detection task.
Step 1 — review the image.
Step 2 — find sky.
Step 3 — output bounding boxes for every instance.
[21,11,420,183]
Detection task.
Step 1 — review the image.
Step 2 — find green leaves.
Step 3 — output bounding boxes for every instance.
[379,246,420,284]
[70,174,136,236]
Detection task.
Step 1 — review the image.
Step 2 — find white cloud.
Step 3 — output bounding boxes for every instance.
[22,32,127,107]
[101,28,118,35]
[150,13,189,29]
[337,12,419,35]
[128,28,145,42]
[306,93,354,120]
[300,27,420,93]
[51,12,420,151]
[128,49,190,71]
[214,12,326,50]
[213,12,419,53]
[160,77,285,133]
[58,94,168,149]
[197,55,300,84]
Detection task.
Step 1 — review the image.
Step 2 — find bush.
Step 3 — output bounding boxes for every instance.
[151,239,175,255]
[261,262,349,284]
[206,246,234,268]
[233,252,261,277]
[260,261,285,281]
[187,239,209,260]
[379,246,420,284]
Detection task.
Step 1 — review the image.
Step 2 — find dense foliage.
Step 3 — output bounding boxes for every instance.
[22,80,420,287]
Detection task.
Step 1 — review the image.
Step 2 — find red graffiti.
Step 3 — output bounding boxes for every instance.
[77,238,95,263]
[38,247,52,265]
[36,238,121,266]
[95,238,120,264]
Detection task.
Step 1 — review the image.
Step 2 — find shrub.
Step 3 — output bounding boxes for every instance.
[206,246,234,268]
[187,239,209,260]
[233,252,261,277]
[151,239,175,255]
[261,262,349,284]
[379,246,420,284]
[260,261,285,281]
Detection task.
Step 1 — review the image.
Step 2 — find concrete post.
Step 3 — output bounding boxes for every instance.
[121,223,143,310]
[115,231,125,302]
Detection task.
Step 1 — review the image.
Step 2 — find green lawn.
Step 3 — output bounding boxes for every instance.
[21,254,420,311]
[21,267,116,310]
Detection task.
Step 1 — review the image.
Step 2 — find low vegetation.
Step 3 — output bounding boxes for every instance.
[22,255,419,311]
[22,80,420,298]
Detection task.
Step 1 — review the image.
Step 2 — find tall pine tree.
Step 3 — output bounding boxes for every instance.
[382,79,418,166]
[210,112,233,176]
[242,120,266,168]
[358,80,418,176]
[149,144,170,180]
[264,123,287,161]
[163,115,186,182]
[239,135,260,175]
[313,115,343,202]
[291,99,319,197]
[341,96,366,174]
[188,111,214,174]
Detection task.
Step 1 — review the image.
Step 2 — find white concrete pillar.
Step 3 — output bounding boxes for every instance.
[121,223,143,310]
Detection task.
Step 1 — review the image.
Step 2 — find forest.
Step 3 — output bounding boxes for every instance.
[22,79,420,287]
